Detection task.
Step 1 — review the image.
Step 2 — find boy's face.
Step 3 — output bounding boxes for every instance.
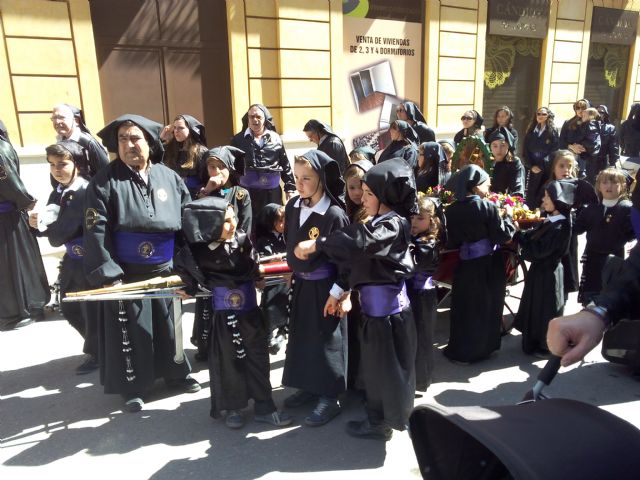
[219,205,237,240]
[361,183,380,217]
[48,155,76,186]
[598,177,623,201]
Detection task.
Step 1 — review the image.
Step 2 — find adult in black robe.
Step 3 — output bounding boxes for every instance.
[454,110,483,146]
[85,114,197,411]
[191,146,252,360]
[0,135,50,329]
[514,180,574,354]
[444,165,516,363]
[282,150,349,424]
[487,128,525,197]
[231,104,296,231]
[397,101,435,144]
[303,119,349,174]
[297,157,418,438]
[596,105,620,169]
[378,120,419,168]
[522,107,559,208]
[619,103,640,157]
[575,197,634,305]
[484,106,519,153]
[161,114,208,198]
[416,141,447,192]
[176,196,291,428]
[559,100,601,181]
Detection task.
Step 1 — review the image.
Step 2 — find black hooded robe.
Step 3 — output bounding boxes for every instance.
[491,158,525,197]
[0,137,50,323]
[522,127,559,209]
[378,141,418,168]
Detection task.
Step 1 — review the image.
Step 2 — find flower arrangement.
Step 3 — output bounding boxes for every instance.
[486,192,542,225]
[425,185,455,205]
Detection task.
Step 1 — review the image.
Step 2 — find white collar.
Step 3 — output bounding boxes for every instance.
[57,128,81,143]
[545,213,566,223]
[602,198,619,208]
[57,175,88,194]
[534,124,546,135]
[124,160,151,184]
[371,210,395,226]
[295,193,331,215]
[318,134,328,145]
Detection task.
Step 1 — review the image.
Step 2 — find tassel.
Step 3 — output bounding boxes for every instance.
[118,300,135,383]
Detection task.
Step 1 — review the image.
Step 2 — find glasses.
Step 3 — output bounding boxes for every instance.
[461,116,474,121]
[574,106,585,111]
[536,112,548,116]
[50,115,71,121]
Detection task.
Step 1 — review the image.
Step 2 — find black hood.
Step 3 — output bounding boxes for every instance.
[346,159,374,177]
[181,196,229,244]
[486,127,516,152]
[363,157,418,219]
[350,146,377,163]
[420,141,446,168]
[394,120,419,144]
[255,203,282,239]
[452,164,490,201]
[402,101,427,123]
[303,119,336,137]
[65,104,91,135]
[97,114,164,163]
[204,145,244,172]
[178,114,207,146]
[299,149,345,208]
[241,103,276,132]
[545,179,577,216]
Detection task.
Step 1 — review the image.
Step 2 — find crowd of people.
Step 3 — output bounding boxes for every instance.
[1,98,639,442]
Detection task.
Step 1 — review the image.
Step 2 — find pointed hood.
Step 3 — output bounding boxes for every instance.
[241,103,276,132]
[402,101,427,123]
[299,149,345,208]
[178,114,207,146]
[363,157,418,219]
[452,164,490,201]
[97,114,164,164]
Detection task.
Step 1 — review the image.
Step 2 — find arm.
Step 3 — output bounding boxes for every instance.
[278,145,296,193]
[238,188,252,234]
[547,311,607,367]
[608,127,620,166]
[0,143,35,210]
[46,189,86,247]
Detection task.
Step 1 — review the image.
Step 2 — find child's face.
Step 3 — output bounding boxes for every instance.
[473,179,491,197]
[598,177,623,201]
[346,176,364,205]
[490,140,508,162]
[541,191,556,213]
[554,157,574,180]
[294,162,320,199]
[219,205,237,240]
[274,210,285,234]
[361,183,380,217]
[496,110,510,126]
[390,125,402,141]
[207,158,230,187]
[48,155,76,186]
[411,212,431,236]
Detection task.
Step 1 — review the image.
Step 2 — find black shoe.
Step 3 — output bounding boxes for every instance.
[194,350,208,362]
[14,317,35,328]
[284,390,317,408]
[225,410,245,429]
[75,356,99,375]
[254,410,293,427]
[269,333,286,355]
[304,398,341,427]
[346,419,393,441]
[123,397,144,413]
[166,375,201,393]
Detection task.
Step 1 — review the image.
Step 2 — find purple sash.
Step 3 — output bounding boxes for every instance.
[409,272,435,291]
[631,207,640,241]
[240,170,280,189]
[0,201,15,213]
[294,263,337,281]
[459,238,496,261]
[65,237,85,260]
[114,231,175,264]
[359,282,410,317]
[212,281,257,313]
[183,175,203,191]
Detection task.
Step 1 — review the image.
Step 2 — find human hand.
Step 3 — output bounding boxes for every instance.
[503,204,513,218]
[28,212,38,229]
[337,294,352,316]
[174,289,192,300]
[531,166,542,174]
[324,295,339,317]
[546,311,606,367]
[294,239,316,260]
[160,125,173,142]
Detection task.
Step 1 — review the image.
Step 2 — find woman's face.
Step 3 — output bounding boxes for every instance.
[410,212,431,236]
[361,183,381,217]
[207,158,230,188]
[490,140,509,162]
[48,155,76,186]
[173,119,189,142]
[346,176,364,205]
[541,190,556,213]
[496,110,510,126]
[473,179,491,197]
[536,108,549,125]
[396,105,408,121]
[554,157,574,180]
[418,148,426,169]
[461,111,475,129]
[598,177,623,201]
[294,162,320,199]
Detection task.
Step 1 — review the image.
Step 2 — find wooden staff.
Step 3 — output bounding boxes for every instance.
[65,275,184,297]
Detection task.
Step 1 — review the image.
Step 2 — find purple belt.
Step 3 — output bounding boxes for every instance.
[459,238,496,260]
[359,282,410,317]
[183,175,203,191]
[294,263,337,281]
[240,170,280,189]
[212,281,258,313]
[631,207,640,241]
[65,237,85,260]
[409,272,435,291]
[0,201,15,213]
[114,231,175,264]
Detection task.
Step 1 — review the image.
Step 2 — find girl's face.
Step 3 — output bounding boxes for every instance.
[598,177,623,201]
[173,119,189,143]
[554,157,574,180]
[346,176,364,205]
[396,105,408,121]
[473,179,491,197]
[48,155,76,186]
[496,110,510,126]
[361,183,381,217]
[390,125,402,141]
[536,108,549,125]
[220,205,237,240]
[274,210,285,234]
[294,162,321,199]
[541,190,556,213]
[418,148,426,169]
[411,211,431,236]
[207,158,230,188]
[490,140,509,162]
[461,111,475,129]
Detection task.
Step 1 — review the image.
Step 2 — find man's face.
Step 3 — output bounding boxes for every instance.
[117,124,150,170]
[247,107,265,135]
[51,106,76,139]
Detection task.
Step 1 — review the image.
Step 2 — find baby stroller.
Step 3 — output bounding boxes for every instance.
[409,357,640,479]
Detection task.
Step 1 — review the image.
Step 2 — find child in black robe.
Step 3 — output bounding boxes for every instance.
[444,165,516,363]
[282,150,349,427]
[295,157,418,440]
[409,194,441,391]
[29,142,98,373]
[488,128,525,197]
[514,180,575,355]
[191,146,252,360]
[255,203,288,354]
[416,142,447,192]
[177,196,292,429]
[575,168,635,305]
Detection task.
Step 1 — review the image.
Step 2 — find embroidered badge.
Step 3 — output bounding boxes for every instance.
[157,188,168,202]
[0,165,7,180]
[85,208,99,230]
[72,244,85,257]
[308,226,320,239]
[225,290,245,309]
[138,241,155,258]
[236,189,246,201]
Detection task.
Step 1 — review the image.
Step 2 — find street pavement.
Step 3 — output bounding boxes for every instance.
[1,245,640,480]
